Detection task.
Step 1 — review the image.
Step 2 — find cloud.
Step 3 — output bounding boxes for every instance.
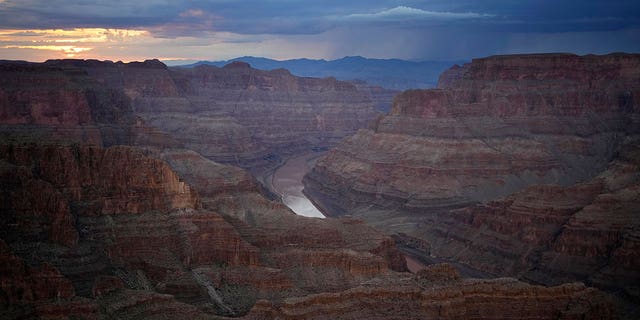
[0,28,149,59]
[0,1,638,36]
[3,45,92,57]
[149,9,221,38]
[0,1,638,63]
[179,9,205,18]
[0,0,180,30]
[342,6,494,21]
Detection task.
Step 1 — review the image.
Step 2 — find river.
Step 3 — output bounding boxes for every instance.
[268,152,493,275]
[270,152,326,218]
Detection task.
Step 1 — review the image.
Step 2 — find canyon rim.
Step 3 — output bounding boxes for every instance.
[0,52,637,319]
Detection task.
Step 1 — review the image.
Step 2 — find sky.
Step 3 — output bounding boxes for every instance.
[0,1,639,63]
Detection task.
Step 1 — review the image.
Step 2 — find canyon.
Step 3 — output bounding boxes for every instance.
[26,58,379,173]
[0,55,634,318]
[270,152,326,218]
[304,53,640,312]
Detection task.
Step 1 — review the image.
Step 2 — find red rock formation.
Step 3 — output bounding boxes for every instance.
[0,62,136,146]
[243,270,614,320]
[0,144,197,217]
[0,239,99,319]
[349,79,400,113]
[0,142,414,317]
[0,56,625,319]
[158,148,410,290]
[304,53,640,300]
[162,64,379,169]
[0,239,75,304]
[31,59,379,171]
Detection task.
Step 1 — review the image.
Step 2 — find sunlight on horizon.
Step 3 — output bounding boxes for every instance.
[0,28,149,59]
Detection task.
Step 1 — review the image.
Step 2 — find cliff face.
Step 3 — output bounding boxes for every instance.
[39,59,379,171]
[245,275,614,320]
[163,63,378,168]
[304,53,640,298]
[0,62,138,146]
[0,143,409,318]
[4,59,378,171]
[0,57,623,319]
[349,79,400,112]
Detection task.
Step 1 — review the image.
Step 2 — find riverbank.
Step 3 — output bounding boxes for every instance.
[269,152,326,218]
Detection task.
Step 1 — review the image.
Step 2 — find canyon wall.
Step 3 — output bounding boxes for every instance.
[0,142,410,318]
[6,140,606,319]
[245,271,614,320]
[165,63,378,169]
[348,79,400,113]
[304,53,640,301]
[0,61,136,146]
[0,58,621,318]
[38,59,379,171]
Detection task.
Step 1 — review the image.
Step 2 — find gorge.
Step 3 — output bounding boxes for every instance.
[304,53,640,314]
[0,53,636,319]
[269,152,326,218]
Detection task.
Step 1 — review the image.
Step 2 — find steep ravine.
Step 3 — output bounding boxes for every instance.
[303,53,640,308]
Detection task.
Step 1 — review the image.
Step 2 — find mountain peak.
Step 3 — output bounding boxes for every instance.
[223,61,252,69]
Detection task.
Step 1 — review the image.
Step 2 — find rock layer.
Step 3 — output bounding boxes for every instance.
[0,142,410,318]
[165,64,378,169]
[0,61,136,146]
[0,144,617,318]
[244,270,614,320]
[304,53,640,299]
[34,59,379,171]
[0,57,624,319]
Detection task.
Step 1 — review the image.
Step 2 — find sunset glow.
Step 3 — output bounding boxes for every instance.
[0,1,638,63]
[0,28,149,59]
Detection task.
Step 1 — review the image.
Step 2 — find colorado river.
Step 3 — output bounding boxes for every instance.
[271,152,326,218]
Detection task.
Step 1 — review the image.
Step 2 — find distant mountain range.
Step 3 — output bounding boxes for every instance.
[176,56,465,90]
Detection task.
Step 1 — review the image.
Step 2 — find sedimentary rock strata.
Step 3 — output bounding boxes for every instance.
[0,61,136,146]
[349,79,400,113]
[0,142,410,318]
[244,267,614,320]
[0,142,617,319]
[165,63,378,168]
[304,53,640,299]
[0,56,626,318]
[28,59,379,171]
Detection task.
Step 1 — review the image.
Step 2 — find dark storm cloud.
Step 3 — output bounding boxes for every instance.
[0,0,638,61]
[413,0,640,32]
[0,0,179,29]
[2,0,637,35]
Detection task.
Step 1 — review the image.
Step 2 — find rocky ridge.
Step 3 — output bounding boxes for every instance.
[304,53,640,304]
[166,63,378,169]
[0,142,408,318]
[0,57,621,318]
[37,59,380,172]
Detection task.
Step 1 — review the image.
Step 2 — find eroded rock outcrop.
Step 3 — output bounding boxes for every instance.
[1,59,379,172]
[36,59,379,172]
[163,64,378,169]
[349,79,400,113]
[0,240,99,319]
[0,61,140,147]
[244,269,614,320]
[304,53,640,300]
[0,56,625,319]
[1,141,613,318]
[0,143,411,318]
